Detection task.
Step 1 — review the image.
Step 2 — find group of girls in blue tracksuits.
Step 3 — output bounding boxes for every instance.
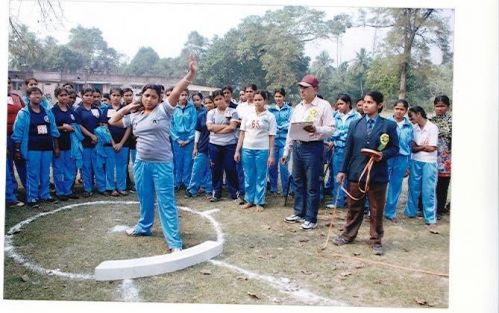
[8,76,450,232]
[9,83,140,207]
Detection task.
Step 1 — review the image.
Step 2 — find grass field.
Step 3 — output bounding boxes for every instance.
[3,179,449,308]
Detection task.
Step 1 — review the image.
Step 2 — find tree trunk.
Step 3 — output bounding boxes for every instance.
[399,61,407,99]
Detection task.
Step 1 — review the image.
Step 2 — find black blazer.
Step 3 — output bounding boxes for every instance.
[341,115,399,183]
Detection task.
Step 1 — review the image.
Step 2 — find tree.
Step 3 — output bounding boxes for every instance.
[200,6,344,97]
[327,13,353,68]
[127,47,161,76]
[361,8,452,99]
[9,0,64,54]
[350,48,372,95]
[310,51,334,84]
[8,23,44,70]
[365,56,400,104]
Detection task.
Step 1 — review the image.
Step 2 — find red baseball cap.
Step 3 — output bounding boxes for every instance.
[298,74,319,88]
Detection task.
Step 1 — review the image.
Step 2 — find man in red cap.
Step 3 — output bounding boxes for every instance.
[281,74,335,230]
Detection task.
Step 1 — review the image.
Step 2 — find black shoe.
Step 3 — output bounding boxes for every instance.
[67,194,79,199]
[43,198,58,203]
[333,236,350,246]
[27,201,40,209]
[209,197,221,202]
[57,195,69,201]
[82,192,93,198]
[184,191,194,198]
[372,244,384,255]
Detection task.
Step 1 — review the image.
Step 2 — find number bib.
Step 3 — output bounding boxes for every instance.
[37,125,48,135]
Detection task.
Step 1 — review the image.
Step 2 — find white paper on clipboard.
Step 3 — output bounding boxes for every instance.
[289,121,314,141]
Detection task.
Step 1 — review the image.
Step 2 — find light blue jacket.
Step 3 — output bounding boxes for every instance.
[171,101,197,142]
[70,123,84,169]
[267,102,292,144]
[11,104,60,159]
[331,109,362,149]
[388,116,414,156]
[94,126,112,159]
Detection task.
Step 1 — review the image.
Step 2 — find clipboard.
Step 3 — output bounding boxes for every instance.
[289,121,314,141]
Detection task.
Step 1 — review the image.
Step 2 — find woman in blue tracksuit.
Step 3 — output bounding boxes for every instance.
[74,87,107,197]
[383,100,414,222]
[267,88,293,196]
[170,89,197,190]
[51,87,80,201]
[12,86,60,208]
[108,56,198,252]
[185,96,214,198]
[327,94,361,208]
[102,87,131,196]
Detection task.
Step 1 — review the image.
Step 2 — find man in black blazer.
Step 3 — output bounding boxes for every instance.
[334,91,399,255]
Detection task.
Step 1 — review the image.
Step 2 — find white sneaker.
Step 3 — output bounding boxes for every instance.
[301,221,318,230]
[171,247,182,253]
[125,227,137,236]
[284,214,305,223]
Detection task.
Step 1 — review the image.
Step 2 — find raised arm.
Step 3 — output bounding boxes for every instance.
[167,54,197,107]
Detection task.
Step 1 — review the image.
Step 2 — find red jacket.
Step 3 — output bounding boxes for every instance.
[7,92,25,134]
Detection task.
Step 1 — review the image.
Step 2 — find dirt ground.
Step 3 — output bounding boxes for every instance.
[3,180,449,308]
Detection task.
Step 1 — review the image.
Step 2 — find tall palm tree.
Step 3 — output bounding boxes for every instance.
[350,48,371,95]
[311,51,334,83]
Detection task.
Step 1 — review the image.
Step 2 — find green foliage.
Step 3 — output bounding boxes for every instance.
[126,47,160,76]
[8,7,453,106]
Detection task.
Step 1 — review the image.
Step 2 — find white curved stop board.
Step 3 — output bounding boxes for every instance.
[94,240,223,281]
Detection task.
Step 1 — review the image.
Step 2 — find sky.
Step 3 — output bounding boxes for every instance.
[8,0,452,65]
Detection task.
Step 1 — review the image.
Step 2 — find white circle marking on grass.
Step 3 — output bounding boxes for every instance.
[118,279,141,302]
[6,201,341,305]
[4,201,222,281]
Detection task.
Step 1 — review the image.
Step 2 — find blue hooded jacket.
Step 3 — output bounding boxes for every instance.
[388,116,414,156]
[331,109,362,149]
[94,126,112,159]
[170,100,197,142]
[11,103,60,159]
[70,123,84,169]
[267,102,293,145]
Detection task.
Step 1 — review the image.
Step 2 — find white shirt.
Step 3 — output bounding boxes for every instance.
[240,109,277,150]
[236,101,255,121]
[412,120,438,163]
[283,96,335,157]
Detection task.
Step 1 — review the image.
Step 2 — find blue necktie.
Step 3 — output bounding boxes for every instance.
[367,119,374,135]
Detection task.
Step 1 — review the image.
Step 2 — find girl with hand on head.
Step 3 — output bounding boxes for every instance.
[108,55,197,252]
[234,90,276,212]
